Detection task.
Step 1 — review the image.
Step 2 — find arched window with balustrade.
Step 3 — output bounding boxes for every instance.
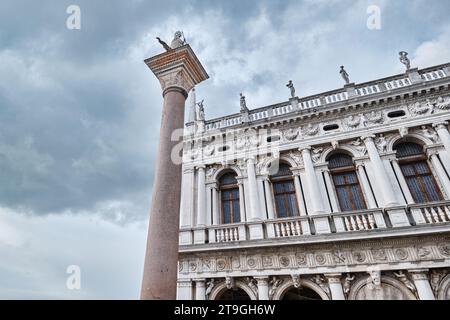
[328,153,367,212]
[394,142,443,203]
[270,163,299,218]
[219,172,241,224]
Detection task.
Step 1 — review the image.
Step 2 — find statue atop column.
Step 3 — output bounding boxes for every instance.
[286,80,296,98]
[240,93,249,113]
[340,66,350,85]
[399,51,411,71]
[156,31,186,52]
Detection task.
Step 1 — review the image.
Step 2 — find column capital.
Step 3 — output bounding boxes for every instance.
[433,121,449,130]
[145,44,209,97]
[362,134,376,143]
[299,146,312,154]
[196,165,206,170]
[193,278,207,283]
[408,269,429,281]
[246,156,256,164]
[324,273,342,283]
[254,276,270,285]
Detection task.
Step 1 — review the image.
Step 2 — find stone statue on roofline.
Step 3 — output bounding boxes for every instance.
[340,66,350,85]
[286,80,296,98]
[399,51,411,71]
[240,93,249,113]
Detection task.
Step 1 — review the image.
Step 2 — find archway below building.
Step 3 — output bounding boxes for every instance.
[281,287,323,300]
[216,288,251,300]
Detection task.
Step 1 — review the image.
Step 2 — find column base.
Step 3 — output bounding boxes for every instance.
[248,222,264,240]
[193,227,207,244]
[179,229,193,245]
[313,217,331,234]
[385,207,411,227]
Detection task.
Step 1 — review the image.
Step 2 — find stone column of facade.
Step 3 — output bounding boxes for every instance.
[429,152,450,197]
[206,184,212,226]
[194,279,206,300]
[409,270,435,300]
[179,167,195,245]
[355,161,387,228]
[177,279,193,300]
[257,176,268,220]
[292,172,311,235]
[301,147,331,234]
[391,159,415,204]
[363,136,399,207]
[212,183,220,225]
[325,274,345,300]
[194,166,207,244]
[363,136,410,227]
[246,157,264,239]
[141,44,208,300]
[322,168,340,212]
[237,179,247,222]
[262,175,276,220]
[255,277,270,300]
[355,162,378,209]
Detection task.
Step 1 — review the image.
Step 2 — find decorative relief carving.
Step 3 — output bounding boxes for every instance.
[394,248,409,261]
[247,277,258,297]
[269,277,283,300]
[419,126,440,143]
[315,253,327,265]
[291,274,301,288]
[283,128,299,141]
[295,253,307,266]
[343,274,355,297]
[375,134,387,153]
[348,138,367,156]
[225,276,235,289]
[311,147,323,163]
[312,275,330,296]
[435,96,450,110]
[288,151,303,167]
[393,271,416,294]
[279,256,291,268]
[345,115,361,129]
[302,123,319,137]
[365,110,383,124]
[408,100,435,116]
[205,279,215,300]
[179,238,450,276]
[430,270,447,296]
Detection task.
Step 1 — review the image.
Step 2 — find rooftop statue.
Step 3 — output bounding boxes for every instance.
[340,66,350,85]
[156,31,186,52]
[197,99,205,121]
[286,80,296,98]
[399,51,411,71]
[240,93,249,113]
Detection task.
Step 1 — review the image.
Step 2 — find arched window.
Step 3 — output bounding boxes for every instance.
[328,153,367,212]
[219,172,240,224]
[270,163,299,218]
[395,142,443,203]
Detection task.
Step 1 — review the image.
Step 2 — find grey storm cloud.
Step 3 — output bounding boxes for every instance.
[0,0,450,221]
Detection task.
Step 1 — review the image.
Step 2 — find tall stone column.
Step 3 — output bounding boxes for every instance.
[391,159,415,204]
[409,270,435,300]
[212,184,220,225]
[325,274,345,300]
[255,277,270,300]
[363,136,399,207]
[194,166,207,244]
[322,168,340,212]
[141,44,209,300]
[301,147,330,234]
[246,157,264,239]
[262,175,275,220]
[238,180,247,222]
[429,152,450,197]
[355,163,378,209]
[292,171,311,235]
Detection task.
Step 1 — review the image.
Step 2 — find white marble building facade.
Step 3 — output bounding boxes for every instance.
[176,63,450,300]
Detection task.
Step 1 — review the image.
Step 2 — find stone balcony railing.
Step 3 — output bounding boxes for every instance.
[200,64,450,133]
[180,200,450,247]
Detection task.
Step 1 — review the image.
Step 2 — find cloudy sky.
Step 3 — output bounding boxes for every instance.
[0,0,449,299]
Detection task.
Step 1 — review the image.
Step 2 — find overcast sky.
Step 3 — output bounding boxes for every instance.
[0,0,449,299]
